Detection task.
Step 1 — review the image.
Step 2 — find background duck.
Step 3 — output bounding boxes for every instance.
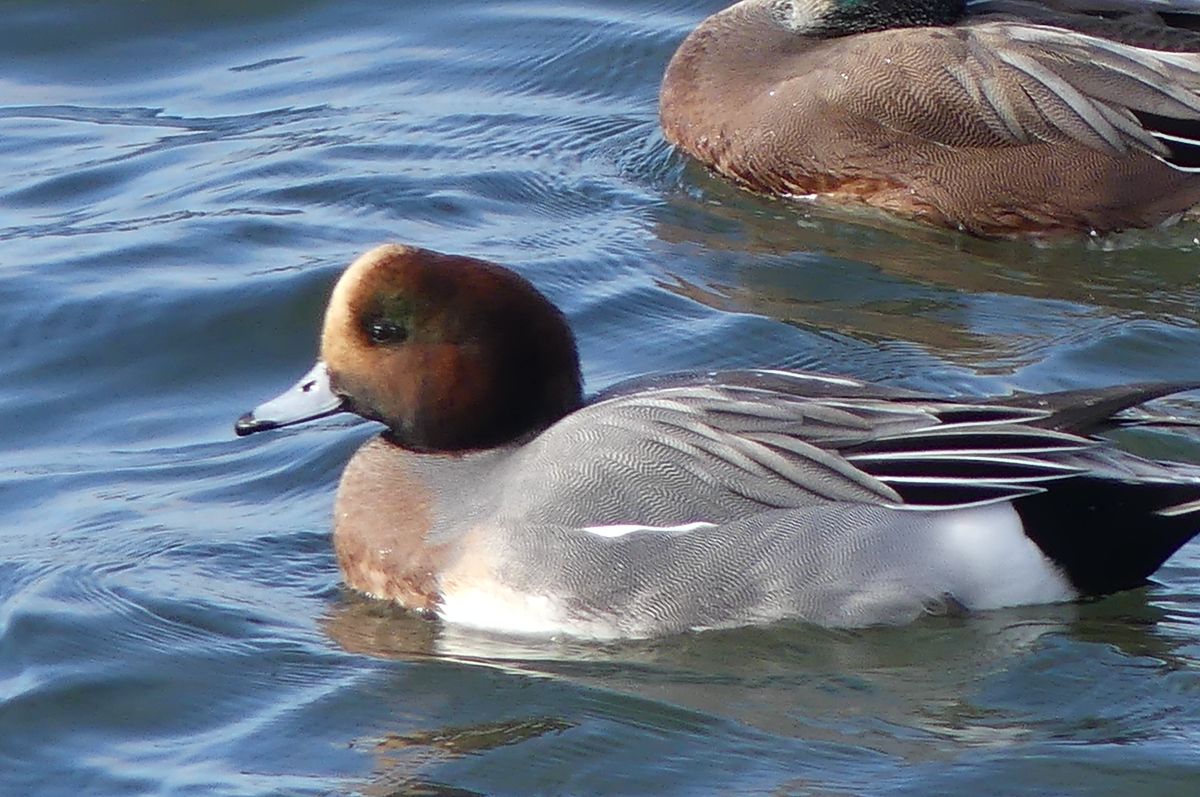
[238,245,1200,638]
[660,0,1200,236]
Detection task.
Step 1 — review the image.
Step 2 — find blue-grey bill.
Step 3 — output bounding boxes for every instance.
[235,361,345,436]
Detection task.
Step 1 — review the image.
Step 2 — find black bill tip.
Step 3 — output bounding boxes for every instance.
[235,412,278,437]
[234,361,345,439]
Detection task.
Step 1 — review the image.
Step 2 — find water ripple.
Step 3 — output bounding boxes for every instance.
[2,1,1200,795]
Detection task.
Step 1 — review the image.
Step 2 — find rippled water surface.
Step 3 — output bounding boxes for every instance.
[4,1,1200,794]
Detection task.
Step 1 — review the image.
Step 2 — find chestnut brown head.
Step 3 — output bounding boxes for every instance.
[237,244,583,451]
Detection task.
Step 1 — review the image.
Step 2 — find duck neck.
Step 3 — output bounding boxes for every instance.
[332,437,515,611]
[372,353,583,453]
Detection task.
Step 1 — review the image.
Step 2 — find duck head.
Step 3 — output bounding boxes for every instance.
[765,0,965,36]
[236,245,584,451]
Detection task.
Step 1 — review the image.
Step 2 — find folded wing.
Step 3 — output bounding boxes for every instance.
[813,19,1200,169]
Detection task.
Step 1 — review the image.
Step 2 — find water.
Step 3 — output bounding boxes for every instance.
[3,1,1200,794]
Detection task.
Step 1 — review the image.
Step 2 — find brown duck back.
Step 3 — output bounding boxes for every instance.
[660,2,1200,236]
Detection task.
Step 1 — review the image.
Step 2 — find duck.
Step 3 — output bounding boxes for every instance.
[237,244,1200,638]
[659,0,1200,236]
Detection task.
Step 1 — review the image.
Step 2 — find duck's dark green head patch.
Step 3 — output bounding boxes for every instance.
[774,0,965,37]
[361,294,414,346]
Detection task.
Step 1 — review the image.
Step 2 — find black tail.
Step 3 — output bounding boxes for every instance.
[995,382,1200,435]
[1014,477,1200,595]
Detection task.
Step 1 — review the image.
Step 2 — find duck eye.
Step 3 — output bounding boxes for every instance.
[367,319,408,345]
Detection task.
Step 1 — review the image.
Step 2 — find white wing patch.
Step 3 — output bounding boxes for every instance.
[580,521,716,539]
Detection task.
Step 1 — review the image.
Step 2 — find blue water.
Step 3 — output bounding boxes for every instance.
[3,1,1200,794]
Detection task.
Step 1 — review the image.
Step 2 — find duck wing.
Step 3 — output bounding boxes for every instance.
[969,2,1200,51]
[493,374,1200,617]
[590,367,925,404]
[502,372,1109,528]
[973,0,1200,20]
[807,20,1200,168]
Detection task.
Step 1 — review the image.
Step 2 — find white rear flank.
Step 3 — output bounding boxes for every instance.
[436,585,628,638]
[932,503,1077,609]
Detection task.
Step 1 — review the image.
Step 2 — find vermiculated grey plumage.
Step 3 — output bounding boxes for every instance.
[371,371,1200,634]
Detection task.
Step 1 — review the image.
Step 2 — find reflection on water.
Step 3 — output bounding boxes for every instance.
[654,183,1200,379]
[358,717,575,797]
[323,588,1199,787]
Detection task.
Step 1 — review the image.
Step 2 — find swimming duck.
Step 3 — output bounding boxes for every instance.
[660,0,1200,236]
[237,245,1200,637]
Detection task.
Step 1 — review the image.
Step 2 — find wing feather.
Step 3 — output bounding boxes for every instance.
[818,20,1200,167]
[498,362,1200,534]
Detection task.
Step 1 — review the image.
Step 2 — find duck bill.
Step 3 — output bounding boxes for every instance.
[235,361,346,436]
